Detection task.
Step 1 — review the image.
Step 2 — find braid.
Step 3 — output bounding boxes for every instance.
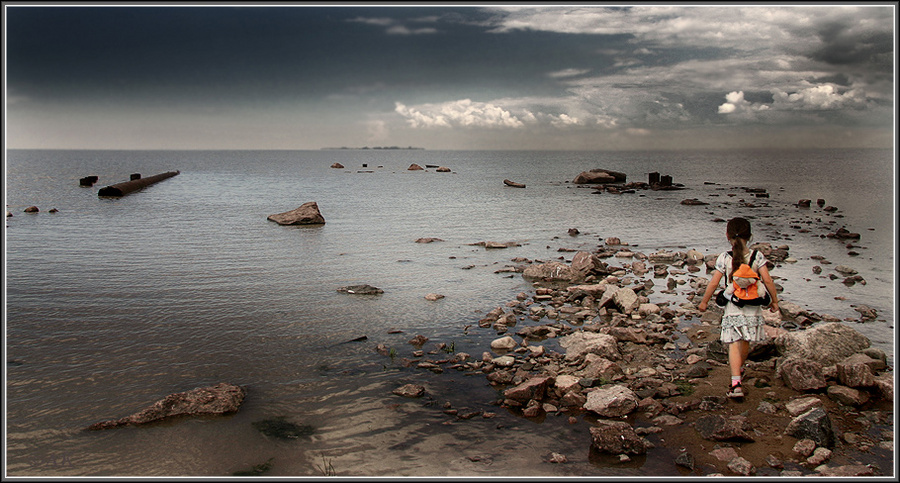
[726,217,752,280]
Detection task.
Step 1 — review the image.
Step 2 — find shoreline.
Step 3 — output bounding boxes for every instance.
[368,235,895,478]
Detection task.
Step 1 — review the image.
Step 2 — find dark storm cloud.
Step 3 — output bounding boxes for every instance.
[4,4,894,150]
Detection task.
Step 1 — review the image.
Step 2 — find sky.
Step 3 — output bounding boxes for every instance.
[3,2,896,151]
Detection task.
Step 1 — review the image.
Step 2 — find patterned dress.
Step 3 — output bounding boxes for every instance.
[716,250,768,344]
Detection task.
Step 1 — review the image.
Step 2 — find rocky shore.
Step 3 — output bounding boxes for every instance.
[379,237,895,477]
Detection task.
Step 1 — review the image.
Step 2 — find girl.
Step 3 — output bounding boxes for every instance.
[698,217,780,399]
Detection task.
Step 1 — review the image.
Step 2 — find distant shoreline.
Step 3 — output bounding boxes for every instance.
[320,146,425,150]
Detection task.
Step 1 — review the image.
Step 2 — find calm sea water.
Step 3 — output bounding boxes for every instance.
[4,148,895,476]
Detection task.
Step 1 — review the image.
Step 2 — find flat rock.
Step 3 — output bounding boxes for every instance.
[267,201,326,225]
[87,382,245,430]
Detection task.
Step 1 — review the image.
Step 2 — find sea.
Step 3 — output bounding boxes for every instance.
[4,148,895,477]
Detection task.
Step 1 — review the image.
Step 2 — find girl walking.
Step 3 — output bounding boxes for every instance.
[698,217,780,399]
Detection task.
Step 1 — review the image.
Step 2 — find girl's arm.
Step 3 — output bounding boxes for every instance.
[758,265,780,312]
[697,270,723,312]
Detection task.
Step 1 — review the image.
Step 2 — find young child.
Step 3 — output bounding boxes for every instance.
[697,217,780,399]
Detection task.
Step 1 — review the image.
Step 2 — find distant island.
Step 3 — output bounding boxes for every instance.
[321,146,425,150]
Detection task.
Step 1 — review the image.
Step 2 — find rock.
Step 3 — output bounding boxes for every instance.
[86,382,245,430]
[408,164,424,170]
[548,452,567,464]
[589,420,649,455]
[680,198,708,206]
[337,284,384,295]
[834,265,858,275]
[774,322,870,366]
[490,336,518,351]
[424,293,445,301]
[503,179,526,188]
[827,385,870,406]
[267,202,326,225]
[573,169,624,184]
[581,354,624,380]
[793,438,817,457]
[24,206,39,213]
[694,414,755,442]
[415,237,444,243]
[873,375,894,401]
[558,332,621,362]
[393,384,425,398]
[571,251,603,277]
[727,456,755,476]
[777,357,827,392]
[675,452,695,470]
[816,464,875,476]
[785,396,823,416]
[408,335,429,346]
[522,262,578,282]
[330,162,344,169]
[503,376,553,404]
[784,407,836,448]
[836,354,879,387]
[435,166,451,172]
[583,385,639,417]
[612,287,639,314]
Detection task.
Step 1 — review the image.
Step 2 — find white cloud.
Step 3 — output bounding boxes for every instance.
[771,84,867,110]
[719,84,868,118]
[348,16,439,35]
[547,68,591,79]
[386,25,438,35]
[395,100,527,129]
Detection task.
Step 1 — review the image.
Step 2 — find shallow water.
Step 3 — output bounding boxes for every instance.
[4,148,894,476]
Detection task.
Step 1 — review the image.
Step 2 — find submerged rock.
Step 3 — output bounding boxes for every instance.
[253,417,314,440]
[86,382,245,430]
[337,284,384,295]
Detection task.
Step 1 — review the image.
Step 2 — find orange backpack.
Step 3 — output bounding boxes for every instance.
[717,250,771,307]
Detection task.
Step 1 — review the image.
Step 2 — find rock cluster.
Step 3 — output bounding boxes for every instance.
[382,238,893,477]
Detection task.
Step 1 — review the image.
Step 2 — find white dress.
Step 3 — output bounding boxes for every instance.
[715,250,767,344]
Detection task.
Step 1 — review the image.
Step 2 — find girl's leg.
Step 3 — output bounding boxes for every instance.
[728,340,750,377]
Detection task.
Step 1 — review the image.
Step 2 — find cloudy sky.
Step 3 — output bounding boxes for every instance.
[4,3,896,150]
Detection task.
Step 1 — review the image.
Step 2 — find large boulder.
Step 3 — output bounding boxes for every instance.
[584,385,639,417]
[87,382,245,430]
[522,262,578,283]
[559,332,621,361]
[573,169,627,184]
[774,322,870,366]
[785,407,836,448]
[267,202,326,225]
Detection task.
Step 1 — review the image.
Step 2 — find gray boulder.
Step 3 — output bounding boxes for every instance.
[522,261,578,282]
[573,169,627,184]
[774,322,870,366]
[584,385,639,417]
[559,332,621,362]
[777,357,827,391]
[785,407,836,448]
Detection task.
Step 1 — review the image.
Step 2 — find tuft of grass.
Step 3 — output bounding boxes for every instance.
[388,348,397,360]
[315,454,335,476]
[674,380,695,396]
